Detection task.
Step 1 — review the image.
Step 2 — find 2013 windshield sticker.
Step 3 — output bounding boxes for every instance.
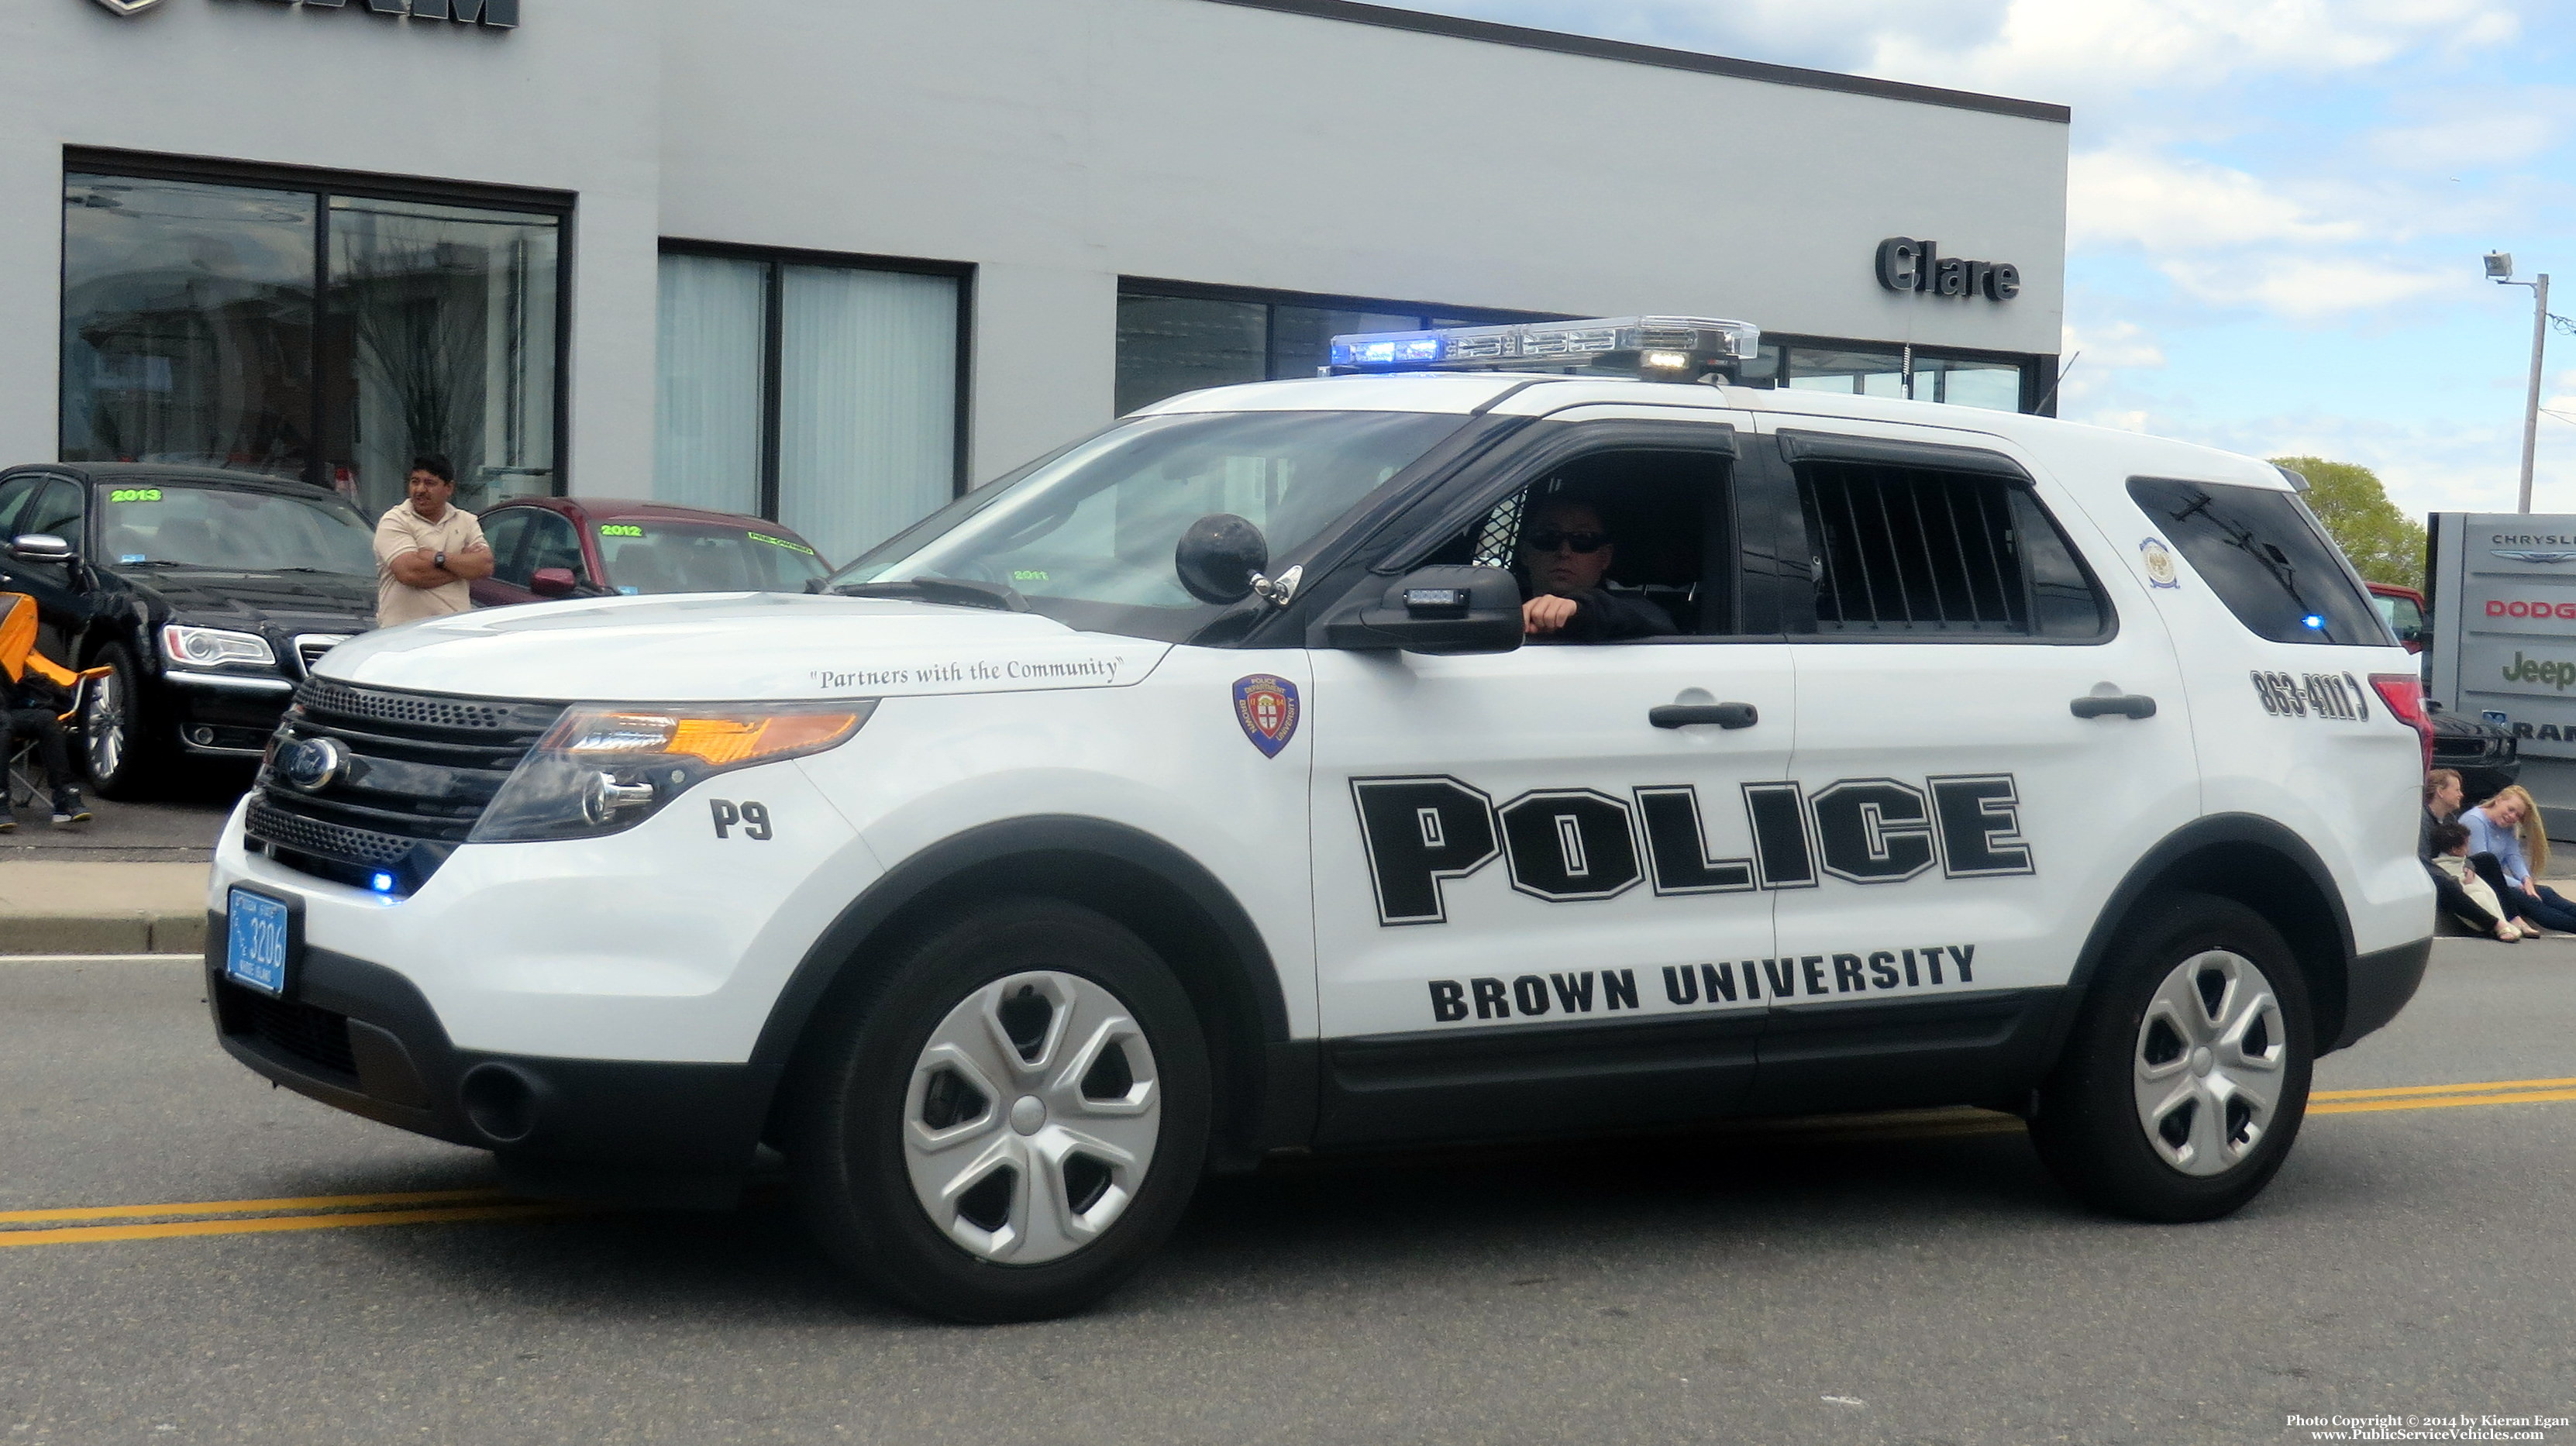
[1231,674,1300,758]
[2139,537,2179,588]
[2250,670,2370,720]
[1352,773,2031,928]
[1425,945,1981,1024]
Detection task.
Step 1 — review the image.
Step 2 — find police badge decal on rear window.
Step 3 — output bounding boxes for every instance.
[1232,674,1300,758]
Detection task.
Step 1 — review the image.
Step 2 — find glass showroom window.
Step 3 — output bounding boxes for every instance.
[62,170,565,515]
[1774,341,2031,412]
[1115,285,1531,415]
[656,248,963,567]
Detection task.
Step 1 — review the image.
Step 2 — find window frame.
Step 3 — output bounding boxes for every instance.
[60,147,576,497]
[1762,432,2119,647]
[657,239,974,526]
[478,507,537,588]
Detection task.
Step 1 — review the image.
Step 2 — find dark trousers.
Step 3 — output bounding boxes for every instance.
[2469,852,2576,932]
[1,706,76,804]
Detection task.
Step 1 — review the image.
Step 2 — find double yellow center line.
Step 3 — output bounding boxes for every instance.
[9,1075,2576,1250]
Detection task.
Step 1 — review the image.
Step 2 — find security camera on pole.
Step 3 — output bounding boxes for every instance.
[2486,251,2550,515]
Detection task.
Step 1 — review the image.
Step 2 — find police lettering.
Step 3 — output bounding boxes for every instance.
[1354,774,2032,927]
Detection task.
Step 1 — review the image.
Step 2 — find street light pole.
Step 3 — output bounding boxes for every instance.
[2490,252,2552,513]
[2519,272,2549,515]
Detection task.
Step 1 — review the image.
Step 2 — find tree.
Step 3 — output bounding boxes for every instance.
[2269,455,2426,589]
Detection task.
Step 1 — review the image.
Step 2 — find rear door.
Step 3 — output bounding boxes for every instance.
[1306,411,1796,1145]
[1753,421,2199,1113]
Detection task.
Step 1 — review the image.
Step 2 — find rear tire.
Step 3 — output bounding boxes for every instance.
[2030,892,2313,1222]
[788,897,1211,1323]
[81,643,164,800]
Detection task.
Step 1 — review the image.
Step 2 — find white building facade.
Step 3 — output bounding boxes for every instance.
[6,0,2069,566]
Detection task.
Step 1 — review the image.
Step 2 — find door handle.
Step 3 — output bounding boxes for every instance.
[1650,702,1759,729]
[2070,694,2157,720]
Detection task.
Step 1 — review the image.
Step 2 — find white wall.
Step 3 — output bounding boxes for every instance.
[3,0,2067,504]
[657,0,2068,480]
[0,0,661,495]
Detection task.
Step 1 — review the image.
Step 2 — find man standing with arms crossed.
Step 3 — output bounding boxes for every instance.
[375,454,493,628]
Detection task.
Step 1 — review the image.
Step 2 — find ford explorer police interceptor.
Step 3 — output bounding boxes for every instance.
[206,316,2433,1323]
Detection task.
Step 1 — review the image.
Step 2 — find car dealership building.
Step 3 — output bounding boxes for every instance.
[4,0,2069,566]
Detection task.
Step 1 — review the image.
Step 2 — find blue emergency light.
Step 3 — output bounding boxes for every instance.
[1326,315,1762,381]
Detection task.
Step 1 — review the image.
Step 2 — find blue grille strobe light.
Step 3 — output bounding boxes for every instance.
[1327,315,1762,382]
[371,871,397,893]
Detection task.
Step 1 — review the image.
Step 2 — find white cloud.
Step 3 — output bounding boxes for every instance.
[2070,149,2365,251]
[2156,256,2457,319]
[2061,318,2166,370]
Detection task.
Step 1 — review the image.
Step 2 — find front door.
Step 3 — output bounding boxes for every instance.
[1306,425,1796,1144]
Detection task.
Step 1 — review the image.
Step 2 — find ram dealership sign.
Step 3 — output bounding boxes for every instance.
[2430,513,2576,757]
[90,0,515,26]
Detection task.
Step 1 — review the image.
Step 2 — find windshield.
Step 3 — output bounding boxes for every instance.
[831,410,1466,625]
[101,483,374,575]
[598,521,833,595]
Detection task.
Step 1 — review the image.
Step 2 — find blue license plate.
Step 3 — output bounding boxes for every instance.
[225,888,294,997]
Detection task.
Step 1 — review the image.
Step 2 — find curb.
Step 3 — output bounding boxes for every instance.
[0,911,205,957]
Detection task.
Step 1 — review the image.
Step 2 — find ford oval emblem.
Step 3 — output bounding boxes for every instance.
[278,737,347,794]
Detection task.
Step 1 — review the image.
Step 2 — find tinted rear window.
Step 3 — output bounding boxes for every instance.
[2127,477,2385,646]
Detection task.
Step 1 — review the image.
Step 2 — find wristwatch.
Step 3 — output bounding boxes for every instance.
[433,550,447,570]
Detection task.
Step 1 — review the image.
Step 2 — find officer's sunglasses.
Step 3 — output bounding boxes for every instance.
[1523,529,1610,553]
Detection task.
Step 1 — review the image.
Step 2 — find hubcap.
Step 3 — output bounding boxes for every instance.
[2133,949,2286,1176]
[84,670,125,782]
[902,969,1161,1265]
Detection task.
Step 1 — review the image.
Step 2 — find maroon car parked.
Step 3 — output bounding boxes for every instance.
[469,498,832,608]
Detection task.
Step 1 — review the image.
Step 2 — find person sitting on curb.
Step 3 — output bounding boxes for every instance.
[2429,821,2523,941]
[0,593,95,831]
[2462,784,2576,935]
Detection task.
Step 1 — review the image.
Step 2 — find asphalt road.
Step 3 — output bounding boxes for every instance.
[0,766,243,863]
[4,942,2574,1446]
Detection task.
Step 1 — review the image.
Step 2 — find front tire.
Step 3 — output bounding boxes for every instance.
[789,897,1212,1322]
[2030,892,2313,1222]
[81,643,164,800]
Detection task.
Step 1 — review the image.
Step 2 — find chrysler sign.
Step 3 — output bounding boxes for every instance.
[91,0,516,26]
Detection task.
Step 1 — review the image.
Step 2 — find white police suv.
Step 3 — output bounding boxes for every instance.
[208,317,2432,1321]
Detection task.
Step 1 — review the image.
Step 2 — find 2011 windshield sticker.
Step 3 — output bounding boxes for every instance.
[2249,670,2370,720]
[1424,945,1982,1024]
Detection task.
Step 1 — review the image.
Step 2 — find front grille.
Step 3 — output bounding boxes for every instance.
[2433,734,2497,762]
[292,635,351,678]
[219,982,359,1079]
[245,681,563,893]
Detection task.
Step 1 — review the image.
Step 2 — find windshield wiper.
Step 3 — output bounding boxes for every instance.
[832,575,1030,613]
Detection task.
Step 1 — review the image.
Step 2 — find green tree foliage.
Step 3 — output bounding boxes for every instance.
[2270,455,2426,589]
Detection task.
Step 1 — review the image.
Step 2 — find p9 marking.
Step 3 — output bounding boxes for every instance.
[709,800,773,841]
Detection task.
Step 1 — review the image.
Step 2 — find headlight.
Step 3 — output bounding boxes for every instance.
[161,625,276,669]
[469,700,876,843]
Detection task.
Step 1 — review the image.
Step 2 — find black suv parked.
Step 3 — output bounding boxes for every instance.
[0,463,378,796]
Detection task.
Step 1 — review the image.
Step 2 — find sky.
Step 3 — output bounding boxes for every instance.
[1386,0,2576,523]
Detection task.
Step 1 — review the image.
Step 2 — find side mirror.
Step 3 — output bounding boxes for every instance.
[1174,513,1268,605]
[530,566,579,599]
[1322,566,1524,653]
[7,533,72,563]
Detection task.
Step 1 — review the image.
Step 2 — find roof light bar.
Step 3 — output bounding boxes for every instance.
[1326,315,1762,380]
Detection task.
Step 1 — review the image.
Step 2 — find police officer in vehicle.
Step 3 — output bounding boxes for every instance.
[1515,491,1677,642]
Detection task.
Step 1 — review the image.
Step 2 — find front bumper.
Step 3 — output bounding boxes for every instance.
[205,910,777,1206]
[164,671,295,755]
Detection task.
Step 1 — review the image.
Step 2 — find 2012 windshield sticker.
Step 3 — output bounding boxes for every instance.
[808,656,1127,690]
[2250,670,2370,721]
[1426,945,1982,1024]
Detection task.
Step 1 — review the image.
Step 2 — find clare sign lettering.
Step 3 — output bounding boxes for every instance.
[1875,237,2020,302]
[89,0,516,27]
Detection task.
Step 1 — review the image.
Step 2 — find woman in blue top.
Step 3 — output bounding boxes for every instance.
[2461,785,2576,934]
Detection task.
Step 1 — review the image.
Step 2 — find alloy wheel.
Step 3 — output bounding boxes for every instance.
[2131,949,2287,1176]
[901,969,1162,1265]
[84,668,126,784]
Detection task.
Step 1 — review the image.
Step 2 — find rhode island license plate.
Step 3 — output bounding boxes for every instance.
[224,887,294,997]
